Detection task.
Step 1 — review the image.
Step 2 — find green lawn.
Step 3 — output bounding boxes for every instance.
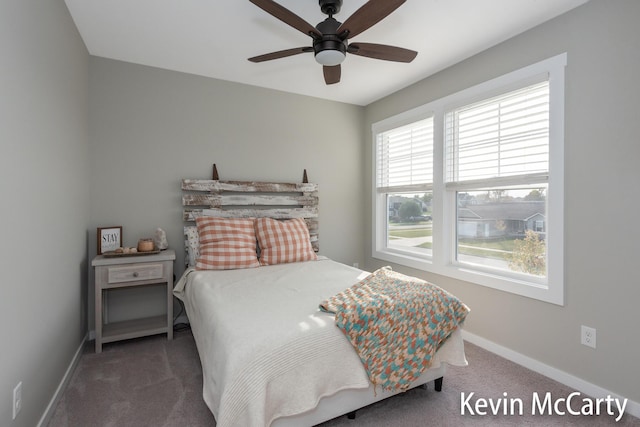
[417,238,516,255]
[388,229,543,263]
[459,246,510,261]
[458,238,516,251]
[458,238,518,261]
[389,228,433,238]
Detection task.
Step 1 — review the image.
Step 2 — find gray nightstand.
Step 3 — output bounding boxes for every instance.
[92,249,176,353]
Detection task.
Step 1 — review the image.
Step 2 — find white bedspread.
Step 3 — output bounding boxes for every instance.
[174,258,467,427]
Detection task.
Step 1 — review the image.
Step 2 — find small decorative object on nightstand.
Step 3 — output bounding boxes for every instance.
[137,238,155,252]
[154,227,168,250]
[92,249,176,353]
[97,226,122,255]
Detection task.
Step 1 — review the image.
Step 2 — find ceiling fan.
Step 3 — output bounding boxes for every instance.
[248,0,418,85]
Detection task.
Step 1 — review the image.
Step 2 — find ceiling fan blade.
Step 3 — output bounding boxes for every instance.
[323,65,341,85]
[348,43,417,63]
[248,47,312,63]
[249,0,322,39]
[337,0,406,39]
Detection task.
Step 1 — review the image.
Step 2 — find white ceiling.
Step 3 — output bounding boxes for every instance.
[64,0,588,106]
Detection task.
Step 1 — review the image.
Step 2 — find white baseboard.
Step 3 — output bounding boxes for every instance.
[37,334,87,427]
[462,330,640,420]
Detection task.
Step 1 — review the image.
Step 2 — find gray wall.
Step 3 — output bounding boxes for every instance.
[87,57,365,325]
[3,0,639,424]
[0,1,90,426]
[364,0,640,404]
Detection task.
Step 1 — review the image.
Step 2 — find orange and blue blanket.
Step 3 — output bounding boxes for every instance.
[320,267,469,391]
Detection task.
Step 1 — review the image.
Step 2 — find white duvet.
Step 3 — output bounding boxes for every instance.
[174,258,466,427]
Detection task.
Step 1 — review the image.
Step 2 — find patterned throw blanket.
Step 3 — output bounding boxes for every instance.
[320,267,470,391]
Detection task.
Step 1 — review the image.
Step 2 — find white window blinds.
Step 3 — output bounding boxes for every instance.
[376,117,434,192]
[445,81,550,184]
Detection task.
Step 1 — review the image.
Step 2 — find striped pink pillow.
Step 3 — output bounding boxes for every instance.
[255,217,317,266]
[195,217,259,270]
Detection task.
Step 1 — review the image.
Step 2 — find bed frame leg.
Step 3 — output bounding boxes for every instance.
[345,379,443,421]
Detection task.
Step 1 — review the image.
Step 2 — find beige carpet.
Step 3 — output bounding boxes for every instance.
[48,329,638,426]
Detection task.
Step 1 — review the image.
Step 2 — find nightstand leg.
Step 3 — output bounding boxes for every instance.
[167,279,173,340]
[95,287,102,353]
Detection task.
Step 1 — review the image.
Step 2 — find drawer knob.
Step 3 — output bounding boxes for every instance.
[133,272,139,277]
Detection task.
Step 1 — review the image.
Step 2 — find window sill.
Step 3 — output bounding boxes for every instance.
[373,250,564,306]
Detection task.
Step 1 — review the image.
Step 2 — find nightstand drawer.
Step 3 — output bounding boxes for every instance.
[107,263,164,284]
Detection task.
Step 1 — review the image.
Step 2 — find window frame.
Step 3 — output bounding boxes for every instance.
[372,53,566,305]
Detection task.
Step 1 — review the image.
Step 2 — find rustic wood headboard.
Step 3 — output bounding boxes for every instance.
[181,168,319,266]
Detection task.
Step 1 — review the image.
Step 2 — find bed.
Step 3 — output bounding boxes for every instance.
[175,170,469,426]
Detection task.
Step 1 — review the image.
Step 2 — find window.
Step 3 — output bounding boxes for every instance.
[375,118,434,259]
[373,54,565,305]
[446,81,550,278]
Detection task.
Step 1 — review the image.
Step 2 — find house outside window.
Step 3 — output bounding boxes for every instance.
[373,54,566,305]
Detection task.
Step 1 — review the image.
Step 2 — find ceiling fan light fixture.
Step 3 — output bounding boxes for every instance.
[315,49,346,66]
[313,37,347,66]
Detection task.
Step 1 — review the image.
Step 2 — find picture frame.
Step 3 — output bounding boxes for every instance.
[97,226,122,255]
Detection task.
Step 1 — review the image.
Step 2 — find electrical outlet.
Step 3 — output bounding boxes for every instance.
[13,381,22,420]
[353,262,359,268]
[581,325,596,349]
